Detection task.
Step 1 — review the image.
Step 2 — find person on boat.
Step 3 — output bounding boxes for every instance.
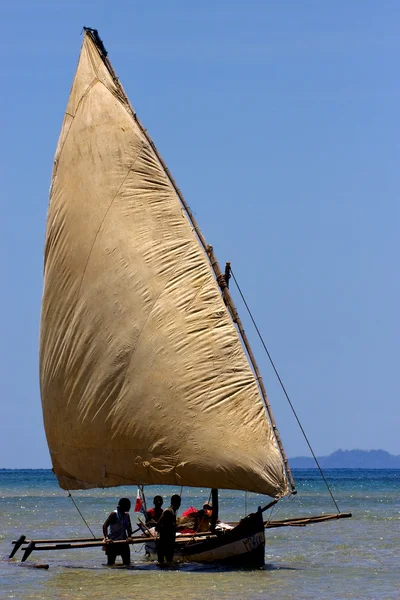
[146,495,164,525]
[102,497,133,566]
[194,502,213,532]
[178,502,213,533]
[155,494,181,564]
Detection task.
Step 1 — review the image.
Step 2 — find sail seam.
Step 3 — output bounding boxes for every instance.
[75,144,145,304]
[94,76,134,121]
[70,77,98,114]
[52,78,98,179]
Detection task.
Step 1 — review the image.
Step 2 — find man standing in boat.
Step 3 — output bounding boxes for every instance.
[102,497,133,566]
[155,494,181,564]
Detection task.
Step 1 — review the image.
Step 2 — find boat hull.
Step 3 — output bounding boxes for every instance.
[145,509,265,568]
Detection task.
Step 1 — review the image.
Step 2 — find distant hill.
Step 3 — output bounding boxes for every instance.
[290,449,400,468]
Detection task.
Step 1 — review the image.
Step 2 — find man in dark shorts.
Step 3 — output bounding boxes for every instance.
[155,494,181,564]
[102,497,133,565]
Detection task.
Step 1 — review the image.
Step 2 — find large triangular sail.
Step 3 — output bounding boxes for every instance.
[40,30,290,497]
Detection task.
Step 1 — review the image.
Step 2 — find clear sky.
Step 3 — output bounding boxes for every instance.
[1,1,399,468]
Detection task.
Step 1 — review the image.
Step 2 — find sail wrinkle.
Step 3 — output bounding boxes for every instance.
[40,32,290,497]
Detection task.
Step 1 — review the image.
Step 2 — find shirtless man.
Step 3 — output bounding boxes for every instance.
[155,494,181,564]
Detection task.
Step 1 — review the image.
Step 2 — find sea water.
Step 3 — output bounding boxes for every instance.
[0,469,398,599]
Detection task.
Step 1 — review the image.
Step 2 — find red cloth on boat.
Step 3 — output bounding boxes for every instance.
[181,507,198,518]
[178,506,199,533]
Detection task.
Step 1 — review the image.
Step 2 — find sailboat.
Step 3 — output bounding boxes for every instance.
[10,28,350,568]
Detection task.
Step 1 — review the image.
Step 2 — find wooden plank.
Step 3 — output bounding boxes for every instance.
[13,537,103,545]
[137,517,156,538]
[14,529,217,548]
[18,532,219,563]
[24,541,127,552]
[13,526,142,548]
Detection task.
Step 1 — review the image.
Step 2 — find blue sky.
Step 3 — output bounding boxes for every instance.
[1,1,399,468]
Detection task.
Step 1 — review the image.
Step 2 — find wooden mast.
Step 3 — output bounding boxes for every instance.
[84,28,296,494]
[210,488,219,532]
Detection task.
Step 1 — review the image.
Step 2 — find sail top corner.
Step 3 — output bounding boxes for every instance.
[82,27,108,57]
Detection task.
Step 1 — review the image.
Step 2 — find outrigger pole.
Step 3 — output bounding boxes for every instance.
[82,27,296,494]
[12,532,219,563]
[264,512,352,529]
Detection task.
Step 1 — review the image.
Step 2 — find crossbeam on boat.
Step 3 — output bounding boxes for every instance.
[264,512,352,529]
[12,537,103,545]
[12,530,218,562]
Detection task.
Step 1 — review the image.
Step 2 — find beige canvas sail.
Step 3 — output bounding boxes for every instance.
[40,32,289,497]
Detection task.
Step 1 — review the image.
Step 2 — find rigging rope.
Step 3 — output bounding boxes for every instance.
[230,269,341,514]
[267,493,291,525]
[67,491,96,538]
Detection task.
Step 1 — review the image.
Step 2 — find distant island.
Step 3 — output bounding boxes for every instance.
[289,449,400,469]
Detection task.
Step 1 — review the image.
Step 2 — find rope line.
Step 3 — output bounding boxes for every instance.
[230,269,341,513]
[67,491,96,538]
[266,492,291,525]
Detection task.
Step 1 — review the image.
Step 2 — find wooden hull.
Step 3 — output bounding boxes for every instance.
[146,509,265,568]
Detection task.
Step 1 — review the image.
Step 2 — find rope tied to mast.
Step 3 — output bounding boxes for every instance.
[216,274,227,289]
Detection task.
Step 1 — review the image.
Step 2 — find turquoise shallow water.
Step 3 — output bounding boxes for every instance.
[1,469,399,599]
